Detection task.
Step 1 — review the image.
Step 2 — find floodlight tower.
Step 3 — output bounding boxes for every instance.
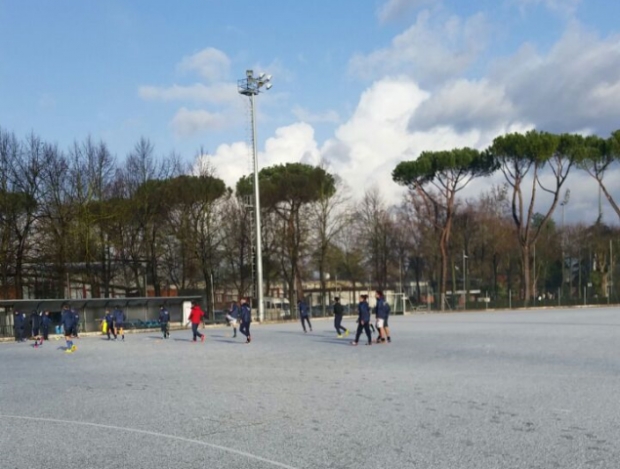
[238,70,272,323]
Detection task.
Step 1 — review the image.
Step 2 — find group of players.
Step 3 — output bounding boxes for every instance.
[12,291,391,351]
[298,289,392,346]
[12,307,80,350]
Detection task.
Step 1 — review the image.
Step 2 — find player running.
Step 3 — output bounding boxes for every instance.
[333,297,348,338]
[374,290,390,344]
[61,305,77,353]
[239,298,252,344]
[188,301,205,343]
[351,295,372,346]
[159,305,170,339]
[226,300,240,338]
[298,299,312,333]
[113,306,125,341]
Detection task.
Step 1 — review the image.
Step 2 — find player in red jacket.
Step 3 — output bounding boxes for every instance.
[188,301,205,343]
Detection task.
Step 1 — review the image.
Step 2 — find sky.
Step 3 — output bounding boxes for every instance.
[1,0,620,223]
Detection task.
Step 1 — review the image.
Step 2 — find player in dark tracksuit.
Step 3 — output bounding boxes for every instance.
[61,305,77,352]
[104,309,115,340]
[239,298,252,344]
[159,305,170,339]
[41,311,52,341]
[374,291,389,344]
[227,301,240,338]
[73,310,80,338]
[14,311,25,342]
[30,311,41,338]
[298,300,312,333]
[333,297,348,338]
[351,295,372,346]
[113,307,125,341]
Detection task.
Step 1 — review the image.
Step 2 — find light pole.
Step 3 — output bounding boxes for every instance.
[560,189,570,301]
[462,251,468,310]
[238,70,272,323]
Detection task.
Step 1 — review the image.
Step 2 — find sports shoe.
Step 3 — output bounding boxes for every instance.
[65,348,73,354]
[345,330,350,337]
[350,341,358,346]
[387,337,391,343]
[337,334,343,338]
[71,345,77,352]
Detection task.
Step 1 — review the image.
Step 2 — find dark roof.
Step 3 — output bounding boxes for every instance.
[0,296,202,312]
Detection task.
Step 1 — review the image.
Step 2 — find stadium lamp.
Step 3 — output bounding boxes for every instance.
[237,70,273,323]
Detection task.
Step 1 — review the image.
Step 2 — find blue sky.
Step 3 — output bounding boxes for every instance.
[1,0,620,221]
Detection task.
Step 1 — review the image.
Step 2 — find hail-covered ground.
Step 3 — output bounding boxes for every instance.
[1,307,618,469]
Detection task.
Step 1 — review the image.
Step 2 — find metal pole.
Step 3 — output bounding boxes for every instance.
[250,93,265,323]
[462,250,466,310]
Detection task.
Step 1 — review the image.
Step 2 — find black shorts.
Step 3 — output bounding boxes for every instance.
[64,326,75,337]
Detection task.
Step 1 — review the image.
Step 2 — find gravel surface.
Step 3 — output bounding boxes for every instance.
[1,307,619,468]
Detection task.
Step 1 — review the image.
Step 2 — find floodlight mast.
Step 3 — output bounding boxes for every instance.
[237,70,272,323]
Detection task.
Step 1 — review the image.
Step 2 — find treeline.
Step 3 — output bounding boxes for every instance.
[1,127,619,314]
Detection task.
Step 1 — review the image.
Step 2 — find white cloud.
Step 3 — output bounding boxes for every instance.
[349,10,488,87]
[177,47,231,81]
[170,108,226,137]
[377,0,439,23]
[196,123,322,189]
[292,106,340,124]
[138,83,239,105]
[321,77,529,202]
[409,79,516,132]
[491,24,620,134]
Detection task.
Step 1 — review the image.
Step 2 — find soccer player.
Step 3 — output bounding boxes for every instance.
[13,311,25,342]
[226,301,240,338]
[159,305,170,339]
[104,309,115,340]
[351,295,372,346]
[239,298,252,344]
[30,310,41,339]
[333,297,348,338]
[298,299,312,333]
[374,290,389,344]
[113,306,126,341]
[41,311,52,342]
[188,301,205,343]
[61,305,77,353]
[73,309,80,338]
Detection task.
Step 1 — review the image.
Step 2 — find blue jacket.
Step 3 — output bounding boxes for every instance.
[104,313,114,325]
[30,312,40,328]
[229,304,239,319]
[358,301,370,323]
[61,309,75,328]
[240,304,251,323]
[375,298,390,319]
[113,309,125,325]
[298,301,309,317]
[159,309,170,324]
[41,315,52,328]
[14,312,25,328]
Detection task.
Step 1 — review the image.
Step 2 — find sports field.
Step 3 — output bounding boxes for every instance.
[1,307,619,468]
